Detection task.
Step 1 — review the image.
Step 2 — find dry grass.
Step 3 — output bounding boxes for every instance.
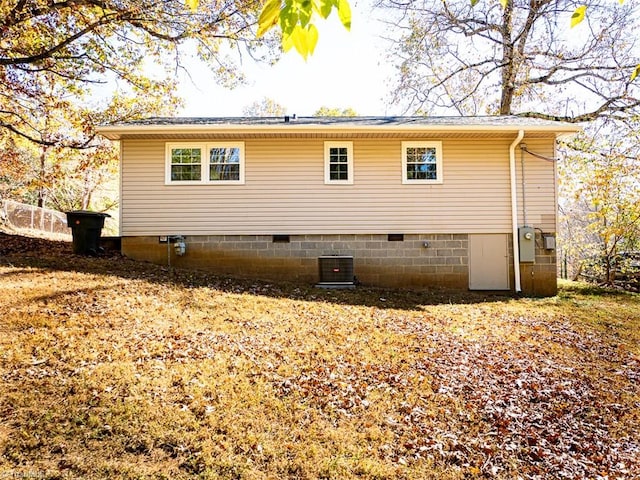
[0,233,639,479]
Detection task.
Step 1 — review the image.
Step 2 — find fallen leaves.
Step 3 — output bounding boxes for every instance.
[0,232,639,479]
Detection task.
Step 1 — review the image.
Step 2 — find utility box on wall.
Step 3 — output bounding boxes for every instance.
[543,234,556,250]
[518,226,536,263]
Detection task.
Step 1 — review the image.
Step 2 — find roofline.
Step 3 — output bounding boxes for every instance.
[97,121,582,141]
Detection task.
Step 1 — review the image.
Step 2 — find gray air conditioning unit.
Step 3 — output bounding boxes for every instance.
[317,255,355,289]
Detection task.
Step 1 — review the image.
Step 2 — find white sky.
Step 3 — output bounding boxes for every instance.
[177,2,395,117]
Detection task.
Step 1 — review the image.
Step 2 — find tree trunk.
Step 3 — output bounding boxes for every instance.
[499,2,515,115]
[37,147,47,209]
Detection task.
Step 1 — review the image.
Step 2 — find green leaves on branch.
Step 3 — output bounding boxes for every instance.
[257,0,281,37]
[283,24,319,58]
[571,1,625,28]
[570,5,587,27]
[467,1,625,31]
[568,1,637,82]
[257,0,352,59]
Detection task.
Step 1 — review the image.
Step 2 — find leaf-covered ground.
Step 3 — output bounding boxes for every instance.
[1,232,639,479]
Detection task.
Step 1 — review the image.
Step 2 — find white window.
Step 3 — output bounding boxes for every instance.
[324,141,354,185]
[401,141,443,184]
[168,146,202,182]
[208,145,243,182]
[166,142,245,184]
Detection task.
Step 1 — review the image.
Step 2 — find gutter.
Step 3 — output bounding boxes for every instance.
[510,130,525,293]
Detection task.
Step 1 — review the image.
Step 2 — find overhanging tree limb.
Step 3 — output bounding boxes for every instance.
[0,0,271,148]
[381,0,639,120]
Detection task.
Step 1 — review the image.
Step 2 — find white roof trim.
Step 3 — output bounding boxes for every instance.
[97,117,582,140]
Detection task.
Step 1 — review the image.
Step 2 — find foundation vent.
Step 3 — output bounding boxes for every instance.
[317,256,355,288]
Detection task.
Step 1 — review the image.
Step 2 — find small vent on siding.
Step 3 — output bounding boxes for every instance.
[317,256,355,289]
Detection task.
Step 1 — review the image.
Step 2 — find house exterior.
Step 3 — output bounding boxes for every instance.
[98,116,580,296]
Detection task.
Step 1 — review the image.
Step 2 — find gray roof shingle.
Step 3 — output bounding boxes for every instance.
[112,115,575,128]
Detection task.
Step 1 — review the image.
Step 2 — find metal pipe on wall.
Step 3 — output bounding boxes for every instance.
[509,130,525,293]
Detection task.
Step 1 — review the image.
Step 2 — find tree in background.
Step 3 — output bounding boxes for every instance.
[314,107,357,116]
[0,134,32,201]
[1,134,119,213]
[242,97,287,116]
[1,0,273,144]
[45,143,120,214]
[0,68,180,213]
[558,123,640,285]
[379,0,639,121]
[1,0,274,214]
[255,0,639,85]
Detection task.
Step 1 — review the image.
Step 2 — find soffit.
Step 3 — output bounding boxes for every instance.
[98,116,580,141]
[105,131,560,140]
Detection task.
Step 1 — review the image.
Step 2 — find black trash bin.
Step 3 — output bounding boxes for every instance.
[66,210,111,255]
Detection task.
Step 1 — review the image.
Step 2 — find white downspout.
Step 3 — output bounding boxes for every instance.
[510,130,525,293]
[118,140,123,237]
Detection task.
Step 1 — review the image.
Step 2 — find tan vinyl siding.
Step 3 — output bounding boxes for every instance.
[515,137,557,231]
[120,135,557,236]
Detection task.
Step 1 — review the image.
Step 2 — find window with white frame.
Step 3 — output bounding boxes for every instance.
[324,141,353,184]
[166,142,245,184]
[209,146,242,181]
[169,147,202,182]
[401,141,443,184]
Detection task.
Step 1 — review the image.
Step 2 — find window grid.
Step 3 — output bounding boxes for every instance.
[406,147,437,180]
[209,147,241,181]
[324,142,353,185]
[170,148,202,181]
[166,143,244,184]
[402,141,443,184]
[329,147,349,181]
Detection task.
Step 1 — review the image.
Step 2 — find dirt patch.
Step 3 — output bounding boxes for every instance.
[0,231,72,256]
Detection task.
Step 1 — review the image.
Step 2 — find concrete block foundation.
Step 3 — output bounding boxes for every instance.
[122,232,557,296]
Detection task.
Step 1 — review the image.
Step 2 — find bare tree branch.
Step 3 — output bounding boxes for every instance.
[381,0,639,120]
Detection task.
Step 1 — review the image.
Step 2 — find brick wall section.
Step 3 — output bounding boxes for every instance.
[520,232,558,296]
[122,234,469,289]
[506,232,557,296]
[122,232,557,295]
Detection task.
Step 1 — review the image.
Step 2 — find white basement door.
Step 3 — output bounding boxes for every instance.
[468,234,510,290]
